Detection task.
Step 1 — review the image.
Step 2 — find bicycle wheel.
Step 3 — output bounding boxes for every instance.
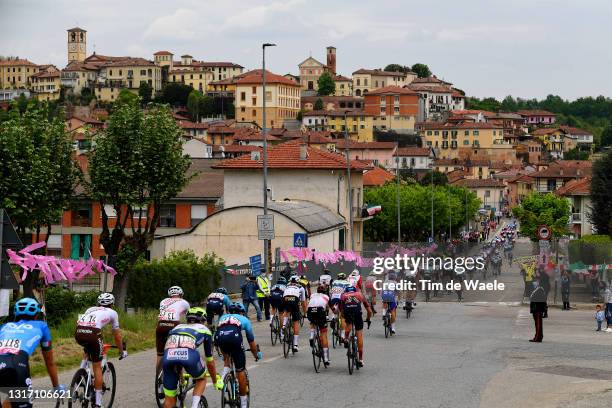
[101,362,117,408]
[353,336,360,371]
[270,316,279,346]
[347,336,354,375]
[384,315,390,338]
[331,319,338,349]
[299,311,305,327]
[312,332,321,373]
[155,370,164,408]
[221,373,234,408]
[198,396,209,408]
[68,368,89,408]
[282,325,290,358]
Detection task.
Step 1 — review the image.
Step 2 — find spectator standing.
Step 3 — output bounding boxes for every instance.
[256,273,271,320]
[603,283,612,331]
[241,275,262,321]
[529,279,547,342]
[595,305,605,331]
[561,272,571,310]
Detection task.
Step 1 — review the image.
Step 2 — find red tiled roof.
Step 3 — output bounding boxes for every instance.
[63,61,100,71]
[363,167,395,186]
[517,110,555,116]
[559,126,592,136]
[101,57,156,67]
[531,162,591,178]
[234,132,281,142]
[0,58,37,67]
[154,51,173,56]
[332,74,351,82]
[450,109,495,117]
[31,70,60,78]
[303,131,334,144]
[412,76,452,85]
[420,122,503,130]
[352,68,408,76]
[366,86,418,95]
[178,120,210,130]
[555,177,591,196]
[236,69,300,86]
[452,178,505,188]
[213,140,369,170]
[303,110,329,117]
[395,147,431,157]
[407,84,454,93]
[67,27,86,32]
[335,140,396,150]
[446,169,468,184]
[215,145,262,153]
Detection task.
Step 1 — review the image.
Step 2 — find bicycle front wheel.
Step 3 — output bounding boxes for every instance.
[155,370,164,408]
[102,362,117,408]
[347,337,354,375]
[384,316,390,338]
[68,368,89,408]
[198,396,209,408]
[312,334,321,373]
[221,373,236,408]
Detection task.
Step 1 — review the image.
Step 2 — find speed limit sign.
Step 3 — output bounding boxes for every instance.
[537,225,551,240]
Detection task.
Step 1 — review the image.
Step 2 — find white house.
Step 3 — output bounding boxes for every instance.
[393,147,433,170]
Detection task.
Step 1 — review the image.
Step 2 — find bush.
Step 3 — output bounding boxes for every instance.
[568,235,612,264]
[129,250,223,308]
[44,287,99,327]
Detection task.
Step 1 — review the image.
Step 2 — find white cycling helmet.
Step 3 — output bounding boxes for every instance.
[168,286,184,297]
[97,292,115,306]
[350,269,360,277]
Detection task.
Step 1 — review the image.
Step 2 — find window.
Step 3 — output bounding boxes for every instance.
[70,234,92,260]
[474,130,479,136]
[265,91,272,102]
[252,86,256,93]
[380,107,386,114]
[394,96,400,104]
[132,206,148,219]
[442,131,449,138]
[119,70,122,76]
[394,107,400,115]
[240,92,246,101]
[547,179,556,191]
[463,140,470,145]
[434,131,439,136]
[252,109,256,116]
[158,204,176,227]
[465,130,470,136]
[191,205,207,226]
[427,131,432,136]
[364,79,368,86]
[72,204,92,227]
[484,190,491,197]
[140,69,146,75]
[380,96,385,104]
[442,141,448,149]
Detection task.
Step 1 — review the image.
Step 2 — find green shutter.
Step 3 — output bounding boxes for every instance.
[83,235,92,260]
[70,234,80,260]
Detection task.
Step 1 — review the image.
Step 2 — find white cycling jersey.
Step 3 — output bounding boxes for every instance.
[158,298,190,322]
[283,284,306,301]
[330,279,349,299]
[319,274,332,286]
[77,306,120,330]
[308,293,329,309]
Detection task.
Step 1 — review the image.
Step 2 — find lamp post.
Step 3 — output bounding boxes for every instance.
[343,111,355,251]
[396,133,401,248]
[262,43,276,274]
[430,162,434,244]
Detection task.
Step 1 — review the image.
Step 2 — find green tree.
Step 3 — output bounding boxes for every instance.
[512,193,570,241]
[500,96,518,112]
[88,100,191,308]
[601,125,612,147]
[590,151,612,235]
[314,98,324,111]
[317,72,336,96]
[410,63,432,78]
[157,83,193,106]
[115,89,139,107]
[187,90,202,121]
[419,170,448,186]
[138,82,153,105]
[0,103,80,296]
[563,147,589,160]
[198,95,215,118]
[384,64,410,73]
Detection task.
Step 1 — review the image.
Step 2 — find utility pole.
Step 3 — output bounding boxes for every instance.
[262,43,276,274]
[396,133,401,248]
[430,163,434,244]
[344,111,354,251]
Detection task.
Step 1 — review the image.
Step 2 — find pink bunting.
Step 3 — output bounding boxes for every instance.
[6,241,116,285]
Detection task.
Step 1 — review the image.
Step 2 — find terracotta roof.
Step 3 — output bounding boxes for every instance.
[154,51,173,56]
[446,169,468,183]
[63,61,100,71]
[235,69,300,86]
[0,58,37,67]
[31,70,60,78]
[559,126,592,136]
[67,27,86,32]
[303,109,329,117]
[507,174,535,183]
[421,122,503,130]
[178,120,211,130]
[366,86,418,95]
[555,177,591,196]
[303,131,334,144]
[215,145,261,153]
[199,61,243,68]
[332,74,351,82]
[531,162,591,178]
[517,110,555,116]
[178,159,224,199]
[335,140,396,150]
[101,57,156,67]
[352,68,408,76]
[452,178,505,188]
[395,147,431,157]
[363,167,395,187]
[407,84,454,93]
[450,109,495,117]
[532,128,559,136]
[213,140,369,170]
[234,132,281,142]
[412,76,452,85]
[327,109,375,117]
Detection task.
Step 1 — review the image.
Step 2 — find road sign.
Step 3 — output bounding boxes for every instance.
[257,214,275,240]
[0,209,22,289]
[293,233,308,248]
[428,237,434,244]
[249,254,262,277]
[537,225,551,241]
[538,240,551,250]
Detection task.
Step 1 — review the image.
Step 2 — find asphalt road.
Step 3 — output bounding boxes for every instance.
[33,238,612,408]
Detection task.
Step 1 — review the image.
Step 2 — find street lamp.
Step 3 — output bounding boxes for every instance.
[430,161,434,244]
[344,111,354,251]
[262,43,276,275]
[396,132,401,248]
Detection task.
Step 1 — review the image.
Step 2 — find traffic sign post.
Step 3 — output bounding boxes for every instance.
[249,254,262,277]
[257,214,275,240]
[0,209,22,290]
[293,233,308,248]
[537,225,551,241]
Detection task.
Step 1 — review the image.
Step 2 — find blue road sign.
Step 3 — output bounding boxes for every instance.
[293,233,308,248]
[249,254,262,276]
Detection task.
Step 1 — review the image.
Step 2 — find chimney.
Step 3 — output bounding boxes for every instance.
[559,169,563,176]
[299,143,308,160]
[326,46,336,75]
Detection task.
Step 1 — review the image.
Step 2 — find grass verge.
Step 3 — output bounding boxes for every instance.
[31,309,158,378]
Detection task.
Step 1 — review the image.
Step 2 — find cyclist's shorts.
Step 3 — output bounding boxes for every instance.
[283,297,301,322]
[383,300,397,311]
[156,320,179,356]
[307,306,327,329]
[205,303,224,325]
[343,310,364,331]
[0,351,32,408]
[162,348,206,397]
[269,297,284,313]
[215,326,246,372]
[329,297,341,309]
[75,326,104,363]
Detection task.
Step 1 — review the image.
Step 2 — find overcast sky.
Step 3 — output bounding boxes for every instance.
[1,0,610,100]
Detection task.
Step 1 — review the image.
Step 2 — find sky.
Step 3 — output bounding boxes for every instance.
[1,0,610,100]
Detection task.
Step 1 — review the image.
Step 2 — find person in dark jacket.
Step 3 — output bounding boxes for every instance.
[241,275,262,321]
[561,271,571,310]
[529,279,548,342]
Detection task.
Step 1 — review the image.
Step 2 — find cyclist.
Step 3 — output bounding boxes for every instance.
[381,275,398,334]
[205,287,231,327]
[269,277,287,327]
[364,272,378,315]
[156,286,190,375]
[340,286,372,368]
[319,269,333,296]
[299,274,311,299]
[162,307,223,408]
[307,285,331,366]
[0,298,62,408]
[282,275,307,352]
[329,272,350,342]
[348,269,363,291]
[75,293,127,408]
[215,302,262,408]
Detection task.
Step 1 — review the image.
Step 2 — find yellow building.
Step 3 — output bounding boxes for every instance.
[421,122,505,159]
[30,65,61,101]
[352,68,416,97]
[61,61,98,95]
[169,55,214,94]
[334,75,353,96]
[326,110,375,142]
[67,27,87,63]
[94,57,162,102]
[235,70,301,129]
[0,58,40,89]
[298,56,327,92]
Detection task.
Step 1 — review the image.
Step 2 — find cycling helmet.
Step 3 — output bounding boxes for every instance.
[97,292,115,306]
[300,275,307,280]
[216,287,228,295]
[277,277,287,285]
[186,307,206,323]
[323,269,331,274]
[337,272,347,280]
[317,285,327,294]
[350,269,360,277]
[168,286,184,297]
[14,297,41,317]
[228,302,246,315]
[289,275,300,284]
[344,286,357,293]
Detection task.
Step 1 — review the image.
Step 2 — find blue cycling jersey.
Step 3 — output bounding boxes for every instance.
[218,314,255,343]
[0,320,52,356]
[207,292,231,308]
[165,323,214,361]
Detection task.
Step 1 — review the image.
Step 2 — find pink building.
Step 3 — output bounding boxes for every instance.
[517,110,556,126]
[335,140,397,169]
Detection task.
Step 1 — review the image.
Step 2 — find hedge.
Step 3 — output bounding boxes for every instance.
[44,286,99,326]
[569,235,612,264]
[128,250,223,308]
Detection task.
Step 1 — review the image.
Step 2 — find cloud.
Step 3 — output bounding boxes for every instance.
[143,8,202,40]
[224,0,306,29]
